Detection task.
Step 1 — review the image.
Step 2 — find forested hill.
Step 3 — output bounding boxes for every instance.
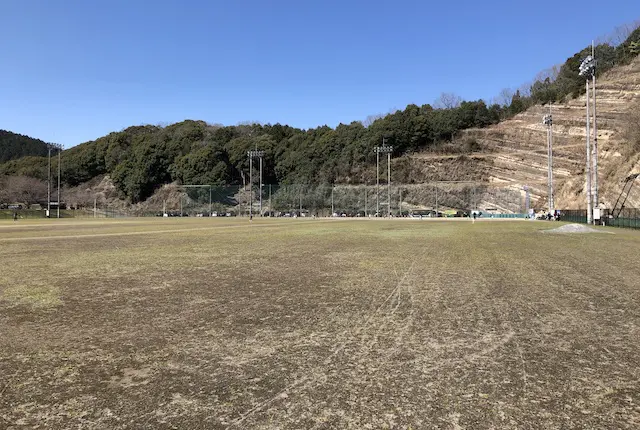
[0,130,51,163]
[1,26,639,204]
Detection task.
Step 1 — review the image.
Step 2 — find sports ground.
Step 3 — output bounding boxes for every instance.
[1,218,639,429]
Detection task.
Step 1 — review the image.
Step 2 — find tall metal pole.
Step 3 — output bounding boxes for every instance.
[269,184,272,216]
[249,155,253,218]
[209,186,212,216]
[435,184,438,216]
[376,151,380,216]
[47,145,51,216]
[299,184,302,214]
[399,188,402,217]
[586,79,593,224]
[57,149,61,218]
[544,112,554,213]
[387,152,391,217]
[549,123,554,212]
[259,156,263,216]
[592,42,599,210]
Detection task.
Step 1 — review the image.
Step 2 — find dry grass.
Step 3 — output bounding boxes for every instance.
[1,217,640,429]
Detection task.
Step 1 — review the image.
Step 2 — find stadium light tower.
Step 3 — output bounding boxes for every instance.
[543,112,554,213]
[579,53,596,224]
[47,143,63,218]
[247,149,264,218]
[591,42,599,211]
[374,140,393,217]
[47,144,52,217]
[57,146,61,219]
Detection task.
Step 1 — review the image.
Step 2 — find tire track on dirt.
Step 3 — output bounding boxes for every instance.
[226,256,419,429]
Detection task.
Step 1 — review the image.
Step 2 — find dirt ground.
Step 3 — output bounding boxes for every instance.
[1,218,639,429]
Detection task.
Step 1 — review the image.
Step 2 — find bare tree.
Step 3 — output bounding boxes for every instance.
[434,92,463,109]
[517,82,532,98]
[3,176,47,205]
[497,88,514,107]
[362,113,384,128]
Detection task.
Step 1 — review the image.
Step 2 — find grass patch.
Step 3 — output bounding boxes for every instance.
[1,283,62,309]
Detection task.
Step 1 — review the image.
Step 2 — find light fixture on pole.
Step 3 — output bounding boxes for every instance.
[579,54,596,224]
[543,112,554,213]
[247,149,264,219]
[374,141,393,217]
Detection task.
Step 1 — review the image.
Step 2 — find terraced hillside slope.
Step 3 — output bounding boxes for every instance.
[460,57,640,210]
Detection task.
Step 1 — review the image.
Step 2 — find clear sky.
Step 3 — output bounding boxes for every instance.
[2,0,640,147]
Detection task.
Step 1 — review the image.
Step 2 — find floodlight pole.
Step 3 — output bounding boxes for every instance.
[209,186,212,215]
[592,42,599,210]
[543,112,554,212]
[376,149,380,216]
[586,79,592,224]
[387,151,391,217]
[586,80,593,224]
[374,140,393,218]
[247,150,265,219]
[249,154,253,218]
[47,144,51,216]
[57,148,61,218]
[580,53,596,224]
[259,155,263,216]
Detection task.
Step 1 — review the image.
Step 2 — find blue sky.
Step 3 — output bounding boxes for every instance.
[1,0,639,147]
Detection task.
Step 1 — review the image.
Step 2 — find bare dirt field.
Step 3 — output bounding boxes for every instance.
[1,218,639,429]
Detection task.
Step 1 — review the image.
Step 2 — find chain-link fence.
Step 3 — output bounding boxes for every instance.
[127,182,529,218]
[0,182,542,219]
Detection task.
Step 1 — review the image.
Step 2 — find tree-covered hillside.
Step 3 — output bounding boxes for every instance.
[0,130,51,163]
[2,25,639,204]
[0,101,501,203]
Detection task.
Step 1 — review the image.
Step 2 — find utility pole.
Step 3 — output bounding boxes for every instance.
[269,184,272,216]
[543,112,554,213]
[399,188,402,217]
[435,184,438,216]
[209,186,212,216]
